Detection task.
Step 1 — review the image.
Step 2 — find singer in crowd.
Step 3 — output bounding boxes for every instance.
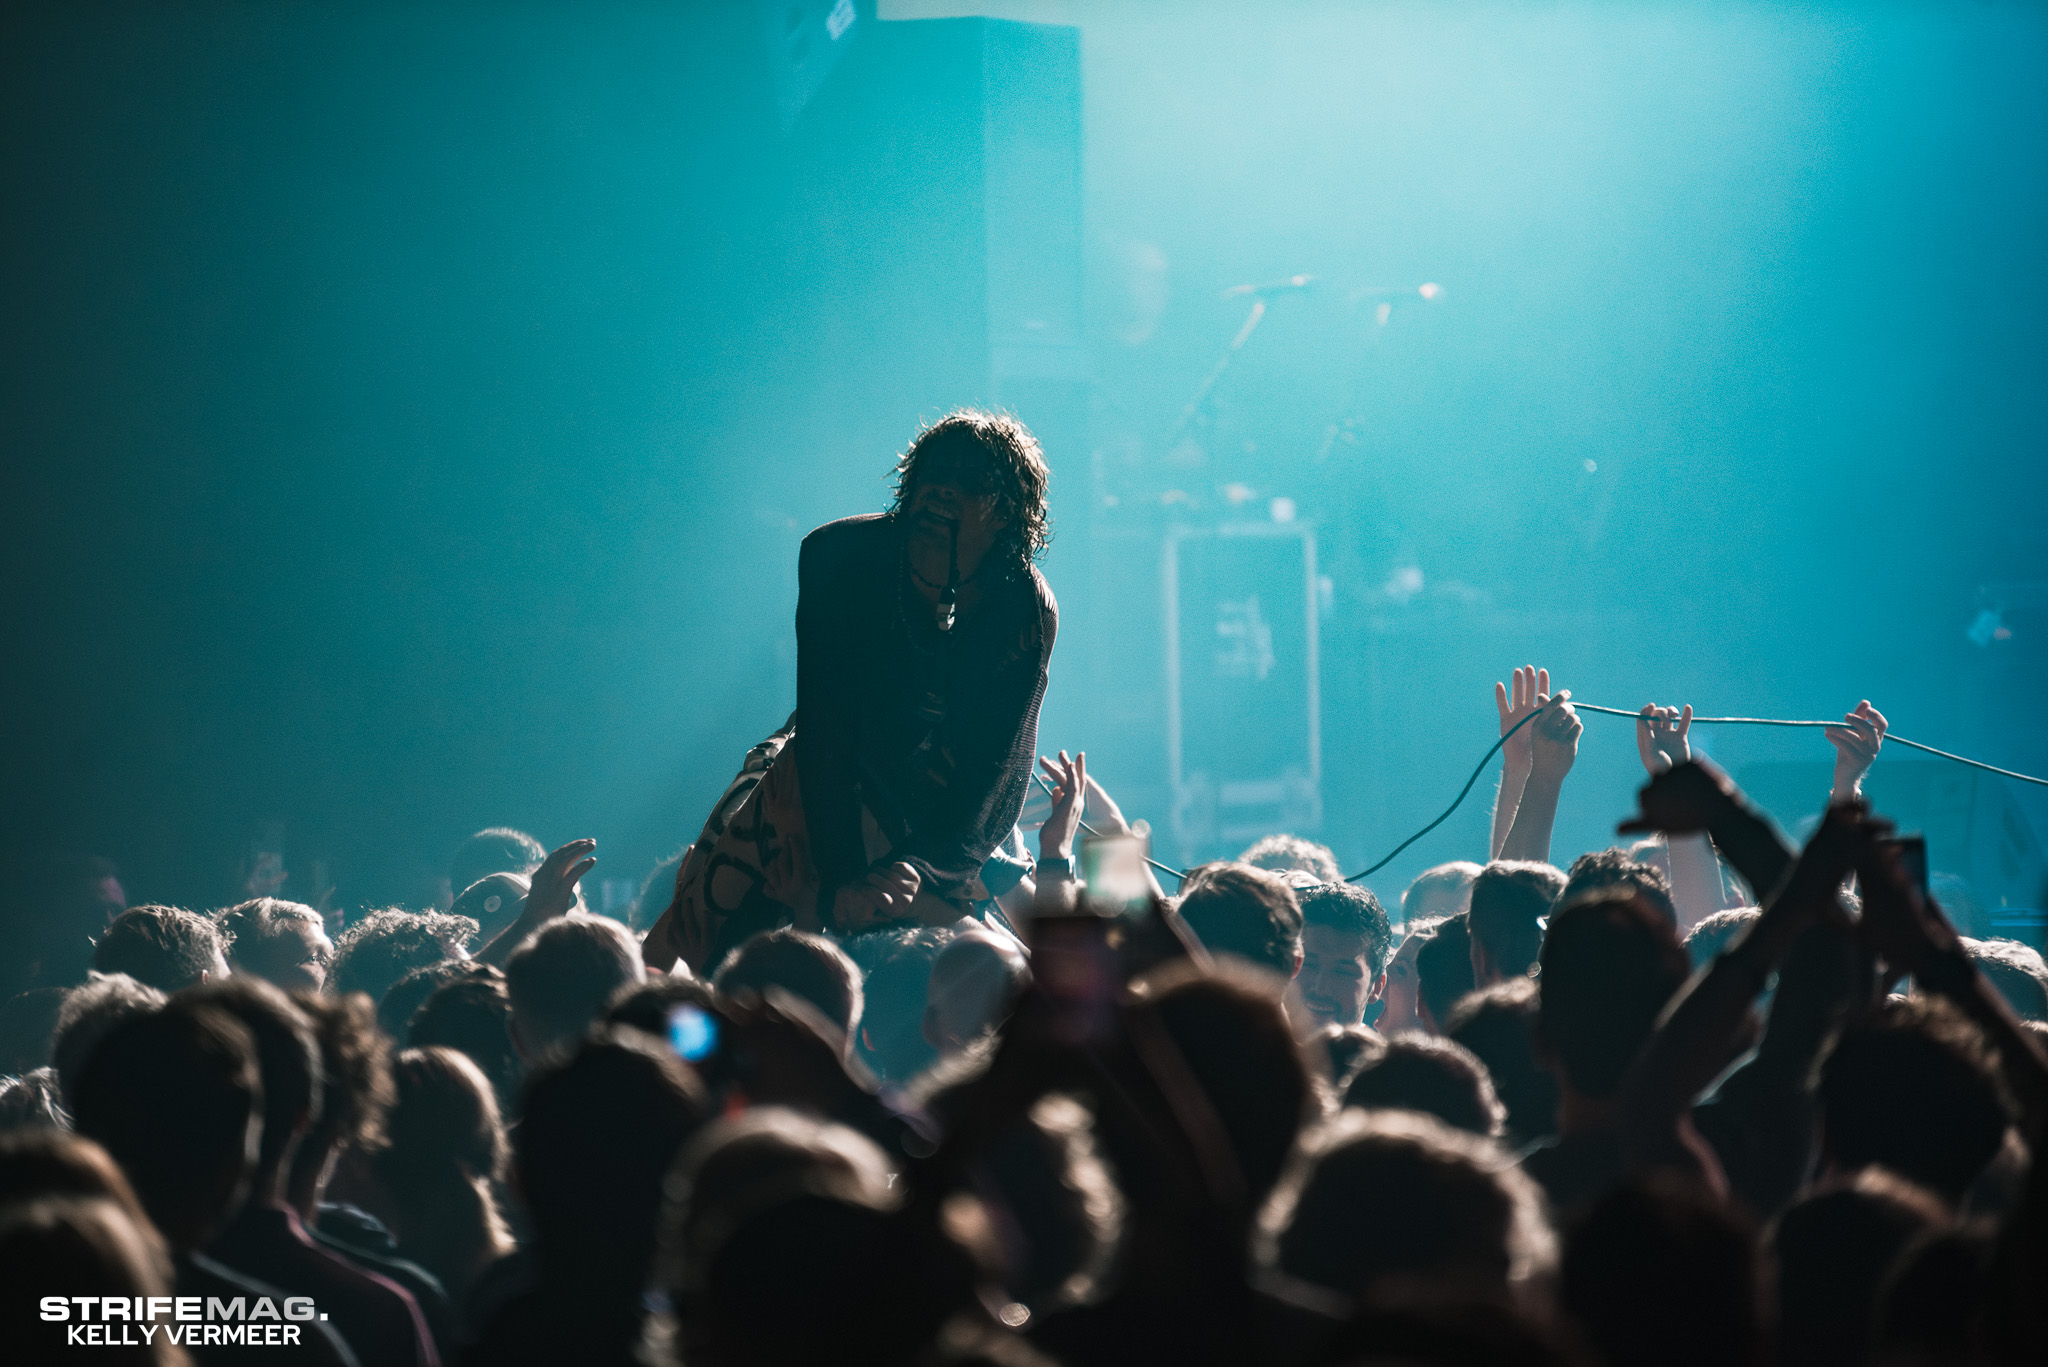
[642,410,1058,973]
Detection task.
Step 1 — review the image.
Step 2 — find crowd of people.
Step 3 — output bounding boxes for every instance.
[2,667,2045,1366]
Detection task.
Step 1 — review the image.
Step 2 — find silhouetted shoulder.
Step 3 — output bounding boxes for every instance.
[799,513,894,574]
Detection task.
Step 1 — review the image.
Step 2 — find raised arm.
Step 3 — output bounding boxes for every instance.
[475,839,597,966]
[1826,699,1887,806]
[1498,687,1580,864]
[1637,703,1726,933]
[1620,794,1860,1187]
[1490,666,1546,860]
[1855,834,2048,1132]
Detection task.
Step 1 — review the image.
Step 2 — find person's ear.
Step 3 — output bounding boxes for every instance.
[1367,970,1388,1005]
[1291,944,1305,980]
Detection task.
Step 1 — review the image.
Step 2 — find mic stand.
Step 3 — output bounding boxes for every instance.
[1163,296,1269,454]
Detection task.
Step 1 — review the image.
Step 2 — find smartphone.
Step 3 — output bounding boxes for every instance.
[668,1003,721,1064]
[1886,834,1930,899]
[1027,912,1122,1046]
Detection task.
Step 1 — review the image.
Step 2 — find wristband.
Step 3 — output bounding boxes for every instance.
[1037,855,1073,881]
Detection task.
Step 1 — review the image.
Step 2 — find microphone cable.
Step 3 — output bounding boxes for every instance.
[1038,703,2048,887]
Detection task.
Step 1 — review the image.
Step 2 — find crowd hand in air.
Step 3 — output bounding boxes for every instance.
[477,838,597,964]
[1635,702,1724,932]
[1038,750,1086,868]
[1497,685,1580,865]
[1826,700,1888,802]
[1495,666,1550,773]
[1529,688,1582,779]
[1852,826,2048,1126]
[1637,703,1694,774]
[833,861,923,930]
[1491,666,1549,858]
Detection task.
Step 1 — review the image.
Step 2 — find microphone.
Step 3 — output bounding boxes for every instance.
[1222,274,1316,297]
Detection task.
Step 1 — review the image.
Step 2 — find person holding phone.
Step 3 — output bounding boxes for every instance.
[644,411,1057,973]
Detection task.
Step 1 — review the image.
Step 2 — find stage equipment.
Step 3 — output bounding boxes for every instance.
[1163,521,1322,868]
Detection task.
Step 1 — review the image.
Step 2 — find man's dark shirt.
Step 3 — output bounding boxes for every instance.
[176,1252,359,1366]
[795,514,1056,909]
[1517,1128,1627,1216]
[208,1199,438,1367]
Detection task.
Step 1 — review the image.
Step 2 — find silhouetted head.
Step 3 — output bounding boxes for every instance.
[1815,995,2012,1202]
[1563,1175,1765,1367]
[0,1127,153,1230]
[1415,915,1477,1032]
[379,957,490,1041]
[505,915,645,1061]
[842,927,952,1084]
[890,409,1051,578]
[1342,1033,1506,1139]
[1176,862,1305,979]
[667,1107,977,1367]
[69,1001,261,1251]
[1402,861,1483,924]
[1467,861,1565,986]
[1559,849,1677,927]
[1131,958,1317,1215]
[0,1197,179,1361]
[409,968,520,1110]
[1257,1107,1553,1310]
[215,898,332,995]
[924,929,1029,1056]
[517,1026,708,1289]
[1770,1169,1947,1367]
[331,909,477,1004]
[1960,936,2048,1020]
[448,827,547,905]
[713,927,864,1046]
[1447,978,1558,1144]
[1240,834,1344,883]
[185,977,323,1187]
[52,973,166,1112]
[376,1049,507,1205]
[91,907,226,993]
[1682,907,1759,971]
[1537,891,1689,1102]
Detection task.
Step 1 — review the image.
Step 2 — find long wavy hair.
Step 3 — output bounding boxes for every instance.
[888,409,1052,574]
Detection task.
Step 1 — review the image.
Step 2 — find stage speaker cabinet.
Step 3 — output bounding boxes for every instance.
[1165,523,1321,867]
[757,0,867,129]
[1734,760,2045,942]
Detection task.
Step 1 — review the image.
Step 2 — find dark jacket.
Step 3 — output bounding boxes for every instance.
[794,513,1056,910]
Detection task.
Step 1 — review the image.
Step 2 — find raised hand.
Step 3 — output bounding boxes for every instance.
[1528,688,1582,781]
[1494,665,1549,772]
[1826,700,1887,801]
[526,838,597,922]
[1636,703,1693,775]
[1038,750,1087,862]
[475,837,595,964]
[832,860,922,929]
